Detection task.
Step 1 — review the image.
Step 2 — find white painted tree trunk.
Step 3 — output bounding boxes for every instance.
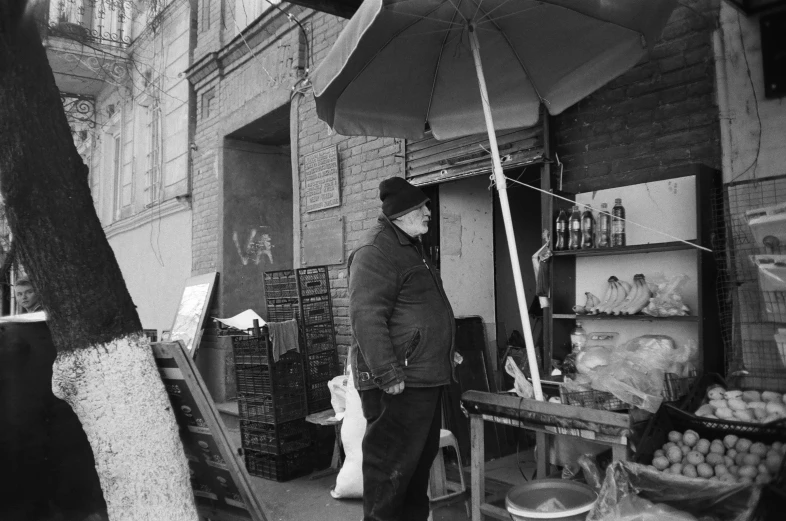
[51,334,198,521]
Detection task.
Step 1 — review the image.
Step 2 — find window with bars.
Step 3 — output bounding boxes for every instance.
[144,101,162,206]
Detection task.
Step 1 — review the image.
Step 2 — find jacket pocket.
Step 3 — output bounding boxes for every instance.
[404,330,421,367]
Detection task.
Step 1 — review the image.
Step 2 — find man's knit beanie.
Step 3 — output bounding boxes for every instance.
[379,177,429,219]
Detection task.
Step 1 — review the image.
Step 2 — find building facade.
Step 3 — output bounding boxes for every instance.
[32,0,786,376]
[41,0,196,334]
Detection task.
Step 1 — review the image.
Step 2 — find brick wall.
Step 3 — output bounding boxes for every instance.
[195,0,223,60]
[552,0,722,192]
[189,6,306,276]
[296,11,404,358]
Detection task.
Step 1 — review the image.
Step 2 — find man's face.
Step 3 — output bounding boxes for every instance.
[394,204,431,237]
[15,285,39,311]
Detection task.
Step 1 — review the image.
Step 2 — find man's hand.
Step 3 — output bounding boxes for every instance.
[384,381,405,395]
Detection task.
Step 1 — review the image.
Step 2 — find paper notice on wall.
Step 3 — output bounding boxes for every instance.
[213,309,266,332]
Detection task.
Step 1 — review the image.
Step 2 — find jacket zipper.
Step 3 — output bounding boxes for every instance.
[415,241,455,353]
[404,331,420,366]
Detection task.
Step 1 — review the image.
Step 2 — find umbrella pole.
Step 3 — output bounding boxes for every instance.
[468,26,544,401]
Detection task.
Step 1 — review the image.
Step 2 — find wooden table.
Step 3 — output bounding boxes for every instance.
[461,390,636,521]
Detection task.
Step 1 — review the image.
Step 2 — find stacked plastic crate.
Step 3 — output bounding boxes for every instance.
[264,267,341,470]
[263,267,340,414]
[295,267,340,415]
[294,267,341,470]
[232,330,312,481]
[263,270,300,322]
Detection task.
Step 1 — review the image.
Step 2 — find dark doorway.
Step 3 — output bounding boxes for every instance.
[420,184,440,268]
[221,104,293,319]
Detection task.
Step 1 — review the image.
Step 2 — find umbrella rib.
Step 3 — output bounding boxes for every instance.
[390,9,466,28]
[470,0,547,107]
[445,0,469,23]
[474,0,528,24]
[477,2,647,42]
[423,6,466,129]
[472,0,484,21]
[329,2,458,102]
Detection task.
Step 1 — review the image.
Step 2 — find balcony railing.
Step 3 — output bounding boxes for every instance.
[46,0,132,47]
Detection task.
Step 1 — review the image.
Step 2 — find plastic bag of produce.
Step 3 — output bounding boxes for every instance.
[576,346,613,374]
[578,453,604,492]
[642,273,691,317]
[619,334,698,377]
[589,356,664,413]
[562,373,593,393]
[587,461,761,521]
[591,494,698,521]
[620,335,676,371]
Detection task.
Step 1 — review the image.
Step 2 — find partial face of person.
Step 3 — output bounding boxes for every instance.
[16,284,39,311]
[394,204,431,238]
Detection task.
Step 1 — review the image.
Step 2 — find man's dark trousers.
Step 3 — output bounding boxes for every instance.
[359,385,443,521]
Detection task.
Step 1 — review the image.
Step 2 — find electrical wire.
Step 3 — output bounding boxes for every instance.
[225,0,274,83]
[502,174,713,253]
[730,12,762,183]
[268,1,310,72]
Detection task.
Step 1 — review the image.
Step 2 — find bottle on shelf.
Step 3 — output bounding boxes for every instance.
[612,198,626,247]
[568,205,581,250]
[581,205,595,249]
[597,202,611,248]
[570,321,587,352]
[555,208,568,251]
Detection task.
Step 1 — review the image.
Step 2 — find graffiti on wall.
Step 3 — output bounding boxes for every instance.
[232,228,273,266]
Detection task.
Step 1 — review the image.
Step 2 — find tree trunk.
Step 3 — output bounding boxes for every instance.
[0,3,197,520]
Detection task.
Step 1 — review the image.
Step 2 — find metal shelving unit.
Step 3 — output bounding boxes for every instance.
[544,165,722,374]
[714,174,786,392]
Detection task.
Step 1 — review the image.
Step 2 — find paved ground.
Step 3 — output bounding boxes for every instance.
[226,425,474,521]
[242,444,535,521]
[247,470,471,521]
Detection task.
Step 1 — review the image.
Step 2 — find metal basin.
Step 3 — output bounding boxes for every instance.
[505,479,598,521]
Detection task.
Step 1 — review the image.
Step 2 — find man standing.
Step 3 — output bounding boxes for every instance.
[14,275,43,313]
[348,177,455,521]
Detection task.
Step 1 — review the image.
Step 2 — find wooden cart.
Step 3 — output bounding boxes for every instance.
[461,390,640,521]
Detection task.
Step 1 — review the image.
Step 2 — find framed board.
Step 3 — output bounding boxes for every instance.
[302,216,344,266]
[170,272,217,358]
[304,146,340,213]
[153,341,267,521]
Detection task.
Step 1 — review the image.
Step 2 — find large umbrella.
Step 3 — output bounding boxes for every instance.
[312,0,678,400]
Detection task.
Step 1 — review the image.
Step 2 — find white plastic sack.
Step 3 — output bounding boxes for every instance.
[328,374,348,420]
[331,366,366,499]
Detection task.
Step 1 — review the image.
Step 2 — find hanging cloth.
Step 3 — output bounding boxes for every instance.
[268,319,300,362]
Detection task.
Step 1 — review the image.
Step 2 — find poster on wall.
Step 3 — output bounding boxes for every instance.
[152,341,266,521]
[170,272,217,358]
[304,146,340,213]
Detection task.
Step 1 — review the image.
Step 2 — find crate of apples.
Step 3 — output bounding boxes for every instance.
[650,429,784,484]
[696,387,786,424]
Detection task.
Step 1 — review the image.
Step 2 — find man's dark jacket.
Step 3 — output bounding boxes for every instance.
[348,213,455,391]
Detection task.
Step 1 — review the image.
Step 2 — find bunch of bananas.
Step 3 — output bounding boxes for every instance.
[573,274,652,316]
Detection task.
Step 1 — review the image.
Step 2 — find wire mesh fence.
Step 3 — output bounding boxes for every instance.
[714,174,786,392]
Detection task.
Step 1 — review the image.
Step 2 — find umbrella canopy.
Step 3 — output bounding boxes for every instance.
[312,0,678,401]
[312,0,677,141]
